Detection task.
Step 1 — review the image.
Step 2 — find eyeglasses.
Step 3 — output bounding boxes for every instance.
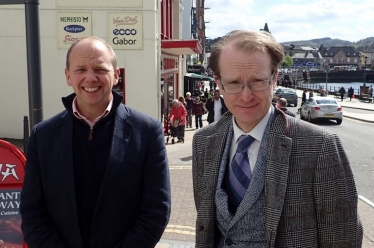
[218,72,275,94]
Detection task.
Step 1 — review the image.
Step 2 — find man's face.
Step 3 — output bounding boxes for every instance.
[216,47,277,132]
[65,40,119,114]
[209,90,214,96]
[214,91,220,100]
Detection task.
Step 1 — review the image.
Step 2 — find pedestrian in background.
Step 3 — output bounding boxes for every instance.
[192,30,362,247]
[169,99,187,142]
[369,85,373,96]
[308,89,314,98]
[339,86,346,101]
[205,89,228,124]
[20,36,171,248]
[185,92,193,128]
[348,86,354,101]
[192,96,205,129]
[298,89,308,113]
[178,95,187,108]
[277,98,296,117]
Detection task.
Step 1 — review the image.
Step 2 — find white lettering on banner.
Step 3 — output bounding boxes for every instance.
[0,201,20,209]
[1,211,19,215]
[0,164,19,182]
[0,192,21,200]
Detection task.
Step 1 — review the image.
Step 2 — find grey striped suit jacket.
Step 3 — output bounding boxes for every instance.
[192,108,363,248]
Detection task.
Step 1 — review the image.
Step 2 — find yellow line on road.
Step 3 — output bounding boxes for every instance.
[169,166,191,170]
[164,224,196,236]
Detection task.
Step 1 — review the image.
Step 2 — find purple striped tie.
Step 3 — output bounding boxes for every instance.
[229,135,255,208]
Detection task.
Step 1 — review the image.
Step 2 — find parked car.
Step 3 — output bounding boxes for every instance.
[273,88,298,106]
[300,96,343,125]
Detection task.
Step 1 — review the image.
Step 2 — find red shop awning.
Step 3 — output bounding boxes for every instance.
[161,39,202,56]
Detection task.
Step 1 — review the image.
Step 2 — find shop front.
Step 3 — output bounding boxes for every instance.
[160,39,203,120]
[160,54,179,120]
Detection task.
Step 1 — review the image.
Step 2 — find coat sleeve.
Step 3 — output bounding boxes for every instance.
[314,132,363,247]
[20,127,69,248]
[116,121,171,248]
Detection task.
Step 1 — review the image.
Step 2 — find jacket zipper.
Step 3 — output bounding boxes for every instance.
[88,127,93,141]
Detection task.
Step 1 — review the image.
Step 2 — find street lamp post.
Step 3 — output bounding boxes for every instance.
[364,55,368,86]
[294,59,298,90]
[325,65,330,95]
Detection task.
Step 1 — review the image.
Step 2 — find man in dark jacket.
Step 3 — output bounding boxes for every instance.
[277,98,296,117]
[205,89,228,124]
[20,36,171,248]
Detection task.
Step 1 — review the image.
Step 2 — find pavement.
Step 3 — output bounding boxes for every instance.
[1,90,374,247]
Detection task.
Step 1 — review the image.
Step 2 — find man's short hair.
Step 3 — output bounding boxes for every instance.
[66,36,117,71]
[277,98,287,108]
[186,92,191,96]
[209,30,284,77]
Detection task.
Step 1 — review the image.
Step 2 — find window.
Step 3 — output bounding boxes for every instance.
[316,99,337,104]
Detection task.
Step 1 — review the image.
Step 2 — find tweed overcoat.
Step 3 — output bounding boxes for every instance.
[192,108,363,248]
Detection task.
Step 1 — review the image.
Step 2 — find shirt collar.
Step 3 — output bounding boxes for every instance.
[72,97,113,127]
[232,106,271,143]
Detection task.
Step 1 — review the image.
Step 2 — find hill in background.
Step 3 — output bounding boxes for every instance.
[281,37,374,50]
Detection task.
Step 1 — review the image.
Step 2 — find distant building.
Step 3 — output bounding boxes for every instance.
[320,46,361,69]
[260,23,270,33]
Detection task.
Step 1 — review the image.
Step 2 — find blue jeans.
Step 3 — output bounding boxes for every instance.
[195,114,203,128]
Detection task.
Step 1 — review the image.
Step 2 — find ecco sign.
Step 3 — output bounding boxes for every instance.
[113,29,137,35]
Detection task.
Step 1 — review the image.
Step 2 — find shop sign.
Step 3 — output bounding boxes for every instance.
[109,12,143,50]
[187,65,204,74]
[57,12,92,49]
[56,0,142,8]
[0,140,26,247]
[161,55,178,74]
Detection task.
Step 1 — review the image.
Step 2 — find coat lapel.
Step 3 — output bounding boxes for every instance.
[58,112,79,221]
[264,111,292,246]
[95,105,132,204]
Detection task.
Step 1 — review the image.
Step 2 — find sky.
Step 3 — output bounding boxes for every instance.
[204,0,374,43]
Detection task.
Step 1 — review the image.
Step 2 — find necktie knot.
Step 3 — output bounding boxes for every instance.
[237,135,255,153]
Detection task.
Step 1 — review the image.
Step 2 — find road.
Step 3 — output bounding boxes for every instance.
[287,106,374,203]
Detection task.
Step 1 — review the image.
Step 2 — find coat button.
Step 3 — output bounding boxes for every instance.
[225,238,233,245]
[199,225,204,231]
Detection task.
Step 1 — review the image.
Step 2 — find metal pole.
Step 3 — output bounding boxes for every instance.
[23,116,29,154]
[25,0,43,129]
[325,71,327,94]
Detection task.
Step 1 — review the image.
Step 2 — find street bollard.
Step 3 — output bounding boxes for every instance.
[23,116,29,154]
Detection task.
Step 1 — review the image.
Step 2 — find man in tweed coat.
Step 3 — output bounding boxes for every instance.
[192,30,362,247]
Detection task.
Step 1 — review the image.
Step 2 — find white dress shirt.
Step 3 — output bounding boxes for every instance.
[213,98,223,122]
[229,107,271,172]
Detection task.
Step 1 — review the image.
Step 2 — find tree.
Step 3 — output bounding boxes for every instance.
[282,55,293,68]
